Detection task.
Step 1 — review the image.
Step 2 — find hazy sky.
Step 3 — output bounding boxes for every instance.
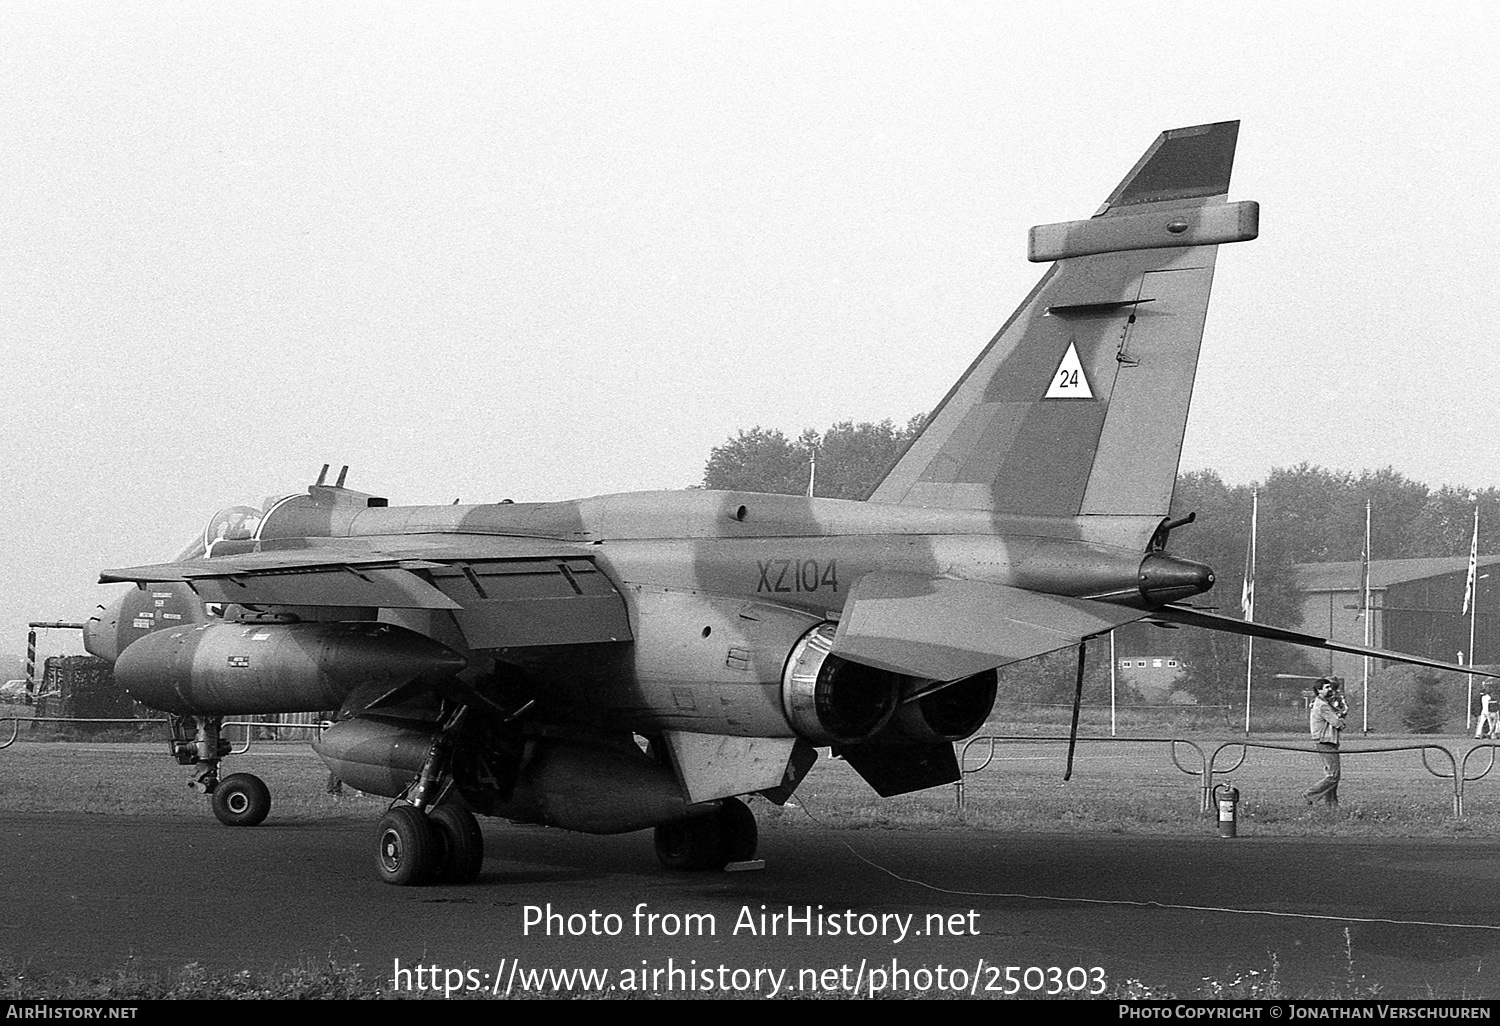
[3,2,1498,656]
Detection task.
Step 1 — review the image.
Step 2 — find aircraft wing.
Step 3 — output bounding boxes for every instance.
[831,572,1146,680]
[99,535,592,583]
[100,540,633,646]
[1151,604,1498,678]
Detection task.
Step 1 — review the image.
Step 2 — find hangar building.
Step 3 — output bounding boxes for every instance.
[1292,554,1500,680]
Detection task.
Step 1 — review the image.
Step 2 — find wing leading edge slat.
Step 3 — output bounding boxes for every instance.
[100,548,634,644]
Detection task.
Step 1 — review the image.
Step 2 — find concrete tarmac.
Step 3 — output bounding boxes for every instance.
[5,811,1500,998]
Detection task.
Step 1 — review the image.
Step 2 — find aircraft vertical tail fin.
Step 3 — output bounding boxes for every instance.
[869,121,1257,520]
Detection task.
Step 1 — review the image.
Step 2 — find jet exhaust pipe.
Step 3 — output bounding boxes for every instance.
[890,670,998,743]
[782,622,903,745]
[113,621,467,714]
[781,624,1000,745]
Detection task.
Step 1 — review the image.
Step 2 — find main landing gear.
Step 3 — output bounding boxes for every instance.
[653,797,758,871]
[374,707,485,886]
[376,802,485,885]
[170,715,271,827]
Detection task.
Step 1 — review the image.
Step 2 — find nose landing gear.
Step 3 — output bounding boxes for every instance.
[171,714,272,827]
[212,772,272,826]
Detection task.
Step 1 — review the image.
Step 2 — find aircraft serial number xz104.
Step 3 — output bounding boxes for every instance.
[756,559,838,595]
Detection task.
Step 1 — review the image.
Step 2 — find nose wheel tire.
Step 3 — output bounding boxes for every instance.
[376,806,439,886]
[211,773,271,827]
[430,804,485,885]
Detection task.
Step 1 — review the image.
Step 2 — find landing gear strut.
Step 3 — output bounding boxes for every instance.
[654,797,758,871]
[170,714,272,827]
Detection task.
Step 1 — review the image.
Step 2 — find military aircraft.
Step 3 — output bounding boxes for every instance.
[82,121,1478,886]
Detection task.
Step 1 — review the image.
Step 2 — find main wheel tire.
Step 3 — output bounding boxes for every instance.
[717,798,758,863]
[211,773,271,827]
[376,806,439,886]
[654,814,722,871]
[430,804,484,885]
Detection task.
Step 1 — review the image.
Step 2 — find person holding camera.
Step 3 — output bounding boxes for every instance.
[1305,677,1346,807]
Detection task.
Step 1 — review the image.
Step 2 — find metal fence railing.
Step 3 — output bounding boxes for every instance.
[1205,740,1459,815]
[10,717,1500,819]
[0,715,325,752]
[958,733,1500,819]
[956,734,1205,812]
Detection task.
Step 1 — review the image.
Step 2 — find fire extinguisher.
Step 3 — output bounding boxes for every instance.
[1213,783,1240,838]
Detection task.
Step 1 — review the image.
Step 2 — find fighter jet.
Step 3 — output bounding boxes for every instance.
[82,121,1467,886]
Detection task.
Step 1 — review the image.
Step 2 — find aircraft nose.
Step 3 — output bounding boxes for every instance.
[82,596,126,663]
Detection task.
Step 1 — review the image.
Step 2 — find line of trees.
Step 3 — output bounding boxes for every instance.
[702,417,926,501]
[702,423,1500,706]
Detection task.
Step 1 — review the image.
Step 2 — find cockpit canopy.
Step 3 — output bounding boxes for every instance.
[171,499,291,561]
[207,505,263,548]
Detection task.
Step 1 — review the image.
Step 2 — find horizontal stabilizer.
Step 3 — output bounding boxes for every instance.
[1152,605,1500,678]
[832,573,1145,681]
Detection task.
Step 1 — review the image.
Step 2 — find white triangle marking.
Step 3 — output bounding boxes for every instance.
[1044,341,1094,399]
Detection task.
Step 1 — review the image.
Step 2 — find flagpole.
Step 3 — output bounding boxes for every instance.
[1468,496,1479,729]
[1244,489,1257,736]
[1109,629,1117,737]
[1363,498,1371,734]
[1245,636,1254,736]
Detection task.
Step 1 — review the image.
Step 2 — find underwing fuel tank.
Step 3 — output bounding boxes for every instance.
[113,621,466,714]
[311,716,435,797]
[315,717,714,833]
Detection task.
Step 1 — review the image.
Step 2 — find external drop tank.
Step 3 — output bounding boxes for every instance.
[112,620,466,714]
[313,716,717,834]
